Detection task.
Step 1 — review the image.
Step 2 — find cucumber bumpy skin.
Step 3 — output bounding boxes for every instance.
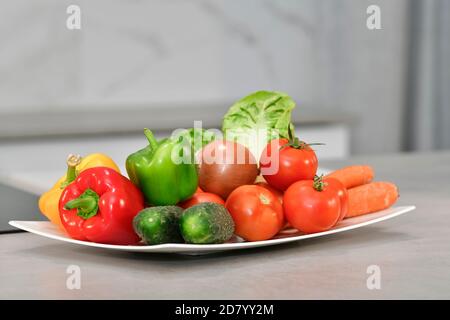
[179,202,235,244]
[133,206,184,245]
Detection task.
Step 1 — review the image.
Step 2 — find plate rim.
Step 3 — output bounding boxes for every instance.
[9,205,416,252]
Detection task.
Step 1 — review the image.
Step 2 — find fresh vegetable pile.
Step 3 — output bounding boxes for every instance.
[38,90,399,245]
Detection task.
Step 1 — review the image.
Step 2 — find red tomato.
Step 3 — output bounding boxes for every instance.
[255,181,283,204]
[254,181,292,229]
[225,185,284,241]
[283,177,341,233]
[260,138,318,191]
[179,192,224,209]
[324,177,348,222]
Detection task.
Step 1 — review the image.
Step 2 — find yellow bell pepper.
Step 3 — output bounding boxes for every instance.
[38,153,120,231]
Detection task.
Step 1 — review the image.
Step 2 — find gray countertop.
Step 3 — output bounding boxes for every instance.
[1,151,450,299]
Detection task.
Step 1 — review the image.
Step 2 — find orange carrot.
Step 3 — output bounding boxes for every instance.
[346,182,399,218]
[326,165,374,189]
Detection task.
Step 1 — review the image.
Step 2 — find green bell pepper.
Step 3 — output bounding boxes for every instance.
[126,129,198,206]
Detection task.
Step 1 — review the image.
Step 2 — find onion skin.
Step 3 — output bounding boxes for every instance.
[198,140,259,199]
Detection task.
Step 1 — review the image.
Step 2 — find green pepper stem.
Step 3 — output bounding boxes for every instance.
[60,154,82,189]
[65,198,95,210]
[64,188,99,219]
[144,128,158,150]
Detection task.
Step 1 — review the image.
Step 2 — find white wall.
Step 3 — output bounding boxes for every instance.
[0,0,409,154]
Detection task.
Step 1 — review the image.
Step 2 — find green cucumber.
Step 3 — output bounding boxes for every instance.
[133,206,184,245]
[179,202,235,244]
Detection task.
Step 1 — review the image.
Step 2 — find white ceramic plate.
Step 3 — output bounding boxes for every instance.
[9,205,415,254]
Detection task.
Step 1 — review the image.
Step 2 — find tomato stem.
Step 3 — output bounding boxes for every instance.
[280,131,325,151]
[313,175,327,192]
[259,193,270,205]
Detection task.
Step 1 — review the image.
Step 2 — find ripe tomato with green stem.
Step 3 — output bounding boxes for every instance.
[283,175,342,233]
[260,133,320,191]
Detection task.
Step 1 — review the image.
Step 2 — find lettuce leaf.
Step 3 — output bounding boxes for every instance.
[222,91,296,159]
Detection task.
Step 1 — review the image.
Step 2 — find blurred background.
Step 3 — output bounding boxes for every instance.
[0,0,449,198]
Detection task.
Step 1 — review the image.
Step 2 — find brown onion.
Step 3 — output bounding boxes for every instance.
[197,140,258,199]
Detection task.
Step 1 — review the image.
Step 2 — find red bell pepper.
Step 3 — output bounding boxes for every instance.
[59,167,144,245]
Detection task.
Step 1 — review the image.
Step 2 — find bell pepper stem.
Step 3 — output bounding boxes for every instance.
[60,154,82,189]
[64,188,99,219]
[144,128,158,150]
